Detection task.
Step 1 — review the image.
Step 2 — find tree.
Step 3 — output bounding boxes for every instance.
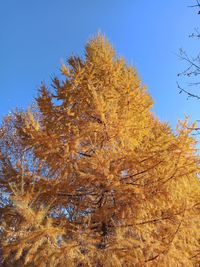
[0,35,200,267]
[178,0,200,97]
[177,0,200,132]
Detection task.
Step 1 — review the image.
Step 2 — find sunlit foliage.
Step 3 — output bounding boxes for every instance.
[0,35,200,267]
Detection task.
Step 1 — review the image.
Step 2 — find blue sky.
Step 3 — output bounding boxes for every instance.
[0,0,199,129]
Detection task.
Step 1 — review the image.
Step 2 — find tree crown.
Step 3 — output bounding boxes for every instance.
[0,35,200,267]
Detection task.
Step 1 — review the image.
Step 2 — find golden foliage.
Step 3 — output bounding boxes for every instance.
[0,34,200,267]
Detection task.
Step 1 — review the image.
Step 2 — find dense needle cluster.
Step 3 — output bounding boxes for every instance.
[0,35,200,267]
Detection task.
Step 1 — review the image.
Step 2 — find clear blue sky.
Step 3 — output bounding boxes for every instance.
[0,0,199,129]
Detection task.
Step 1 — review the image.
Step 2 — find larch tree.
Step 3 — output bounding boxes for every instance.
[0,35,200,267]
